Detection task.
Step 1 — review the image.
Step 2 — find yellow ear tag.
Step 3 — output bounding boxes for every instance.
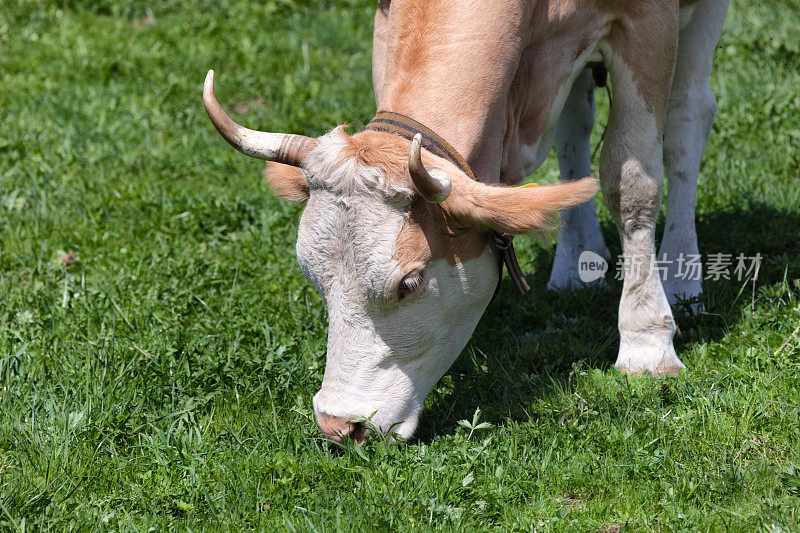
[519,183,539,188]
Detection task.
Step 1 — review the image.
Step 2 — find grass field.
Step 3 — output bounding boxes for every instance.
[1,0,800,530]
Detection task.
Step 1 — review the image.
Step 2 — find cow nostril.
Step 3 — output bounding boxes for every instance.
[348,422,367,444]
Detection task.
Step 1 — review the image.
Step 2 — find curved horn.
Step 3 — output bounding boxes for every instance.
[203,70,317,166]
[408,133,452,203]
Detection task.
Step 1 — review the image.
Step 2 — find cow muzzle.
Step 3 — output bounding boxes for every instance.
[315,412,368,444]
[312,384,423,443]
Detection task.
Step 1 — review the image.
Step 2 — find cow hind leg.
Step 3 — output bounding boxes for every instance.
[600,8,685,376]
[549,68,610,290]
[660,0,730,310]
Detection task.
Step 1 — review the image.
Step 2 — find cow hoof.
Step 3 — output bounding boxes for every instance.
[617,363,685,377]
[614,337,686,377]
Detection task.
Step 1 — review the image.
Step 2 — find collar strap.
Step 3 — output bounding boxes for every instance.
[365,111,530,295]
[366,111,477,180]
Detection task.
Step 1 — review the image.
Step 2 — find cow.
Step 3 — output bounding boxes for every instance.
[203,0,729,442]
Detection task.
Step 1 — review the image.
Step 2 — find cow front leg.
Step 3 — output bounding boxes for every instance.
[549,68,610,290]
[660,0,730,309]
[600,13,685,375]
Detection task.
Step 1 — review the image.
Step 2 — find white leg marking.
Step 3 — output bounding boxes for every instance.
[549,68,610,290]
[660,0,730,309]
[599,47,685,375]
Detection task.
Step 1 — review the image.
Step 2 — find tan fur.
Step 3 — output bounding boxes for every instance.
[340,129,409,180]
[377,0,530,174]
[265,162,309,201]
[373,0,700,183]
[393,198,491,270]
[603,2,679,122]
[443,175,599,234]
[391,173,599,293]
[372,0,391,103]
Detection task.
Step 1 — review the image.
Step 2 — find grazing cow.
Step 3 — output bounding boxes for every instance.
[204,0,729,442]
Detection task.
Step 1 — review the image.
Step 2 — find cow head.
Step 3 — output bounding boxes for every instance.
[204,71,597,442]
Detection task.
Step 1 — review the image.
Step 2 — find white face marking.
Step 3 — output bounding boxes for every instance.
[296,129,497,440]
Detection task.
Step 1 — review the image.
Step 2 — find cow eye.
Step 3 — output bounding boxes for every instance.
[398,270,425,301]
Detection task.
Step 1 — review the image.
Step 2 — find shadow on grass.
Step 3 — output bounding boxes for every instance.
[413,204,800,443]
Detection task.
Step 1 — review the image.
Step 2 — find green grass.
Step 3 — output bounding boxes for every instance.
[1,0,799,530]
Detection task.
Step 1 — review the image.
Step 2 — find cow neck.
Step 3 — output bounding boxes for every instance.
[365,111,531,296]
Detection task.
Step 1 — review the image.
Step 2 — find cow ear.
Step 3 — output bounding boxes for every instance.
[265,162,309,202]
[442,176,598,234]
